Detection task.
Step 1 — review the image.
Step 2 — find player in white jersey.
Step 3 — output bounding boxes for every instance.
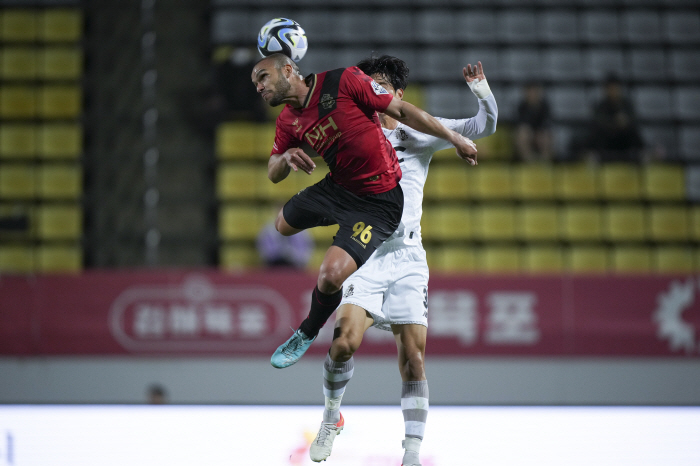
[307,56,498,465]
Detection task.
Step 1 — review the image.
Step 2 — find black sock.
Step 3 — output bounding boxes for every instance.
[299,286,342,339]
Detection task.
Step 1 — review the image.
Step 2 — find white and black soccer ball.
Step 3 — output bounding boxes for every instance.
[257,18,308,62]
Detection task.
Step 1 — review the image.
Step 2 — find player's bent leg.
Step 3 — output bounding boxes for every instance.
[317,245,358,294]
[393,324,429,466]
[271,246,357,368]
[393,324,427,382]
[310,304,373,462]
[330,303,374,362]
[274,208,303,236]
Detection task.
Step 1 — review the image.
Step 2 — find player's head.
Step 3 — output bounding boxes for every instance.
[356,55,409,98]
[251,52,302,106]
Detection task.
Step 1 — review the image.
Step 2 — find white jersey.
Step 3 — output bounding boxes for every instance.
[339,93,498,329]
[381,94,499,249]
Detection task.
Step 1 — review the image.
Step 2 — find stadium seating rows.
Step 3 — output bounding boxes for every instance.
[215,119,697,273]
[0,7,83,274]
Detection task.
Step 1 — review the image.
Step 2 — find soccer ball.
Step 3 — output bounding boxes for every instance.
[257,18,308,62]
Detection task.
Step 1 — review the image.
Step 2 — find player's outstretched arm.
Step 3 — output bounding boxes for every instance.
[268,148,316,183]
[384,98,478,165]
[461,61,498,140]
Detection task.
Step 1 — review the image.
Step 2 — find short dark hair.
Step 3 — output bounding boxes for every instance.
[254,52,301,76]
[356,54,409,91]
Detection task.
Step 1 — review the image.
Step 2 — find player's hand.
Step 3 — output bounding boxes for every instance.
[463,61,486,83]
[454,135,478,166]
[283,148,316,174]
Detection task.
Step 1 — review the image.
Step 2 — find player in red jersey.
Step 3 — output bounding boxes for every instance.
[251,53,477,369]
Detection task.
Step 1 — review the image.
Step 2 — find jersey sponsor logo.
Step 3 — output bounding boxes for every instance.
[305,116,340,152]
[370,79,389,95]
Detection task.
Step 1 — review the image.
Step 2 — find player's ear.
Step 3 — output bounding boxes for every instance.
[396,88,404,100]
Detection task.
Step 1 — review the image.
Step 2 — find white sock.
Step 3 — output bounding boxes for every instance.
[323,393,343,423]
[402,437,422,465]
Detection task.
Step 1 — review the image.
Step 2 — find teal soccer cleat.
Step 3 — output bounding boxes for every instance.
[270,329,316,368]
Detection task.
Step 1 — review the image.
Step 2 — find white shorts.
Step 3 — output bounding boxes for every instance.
[339,243,429,331]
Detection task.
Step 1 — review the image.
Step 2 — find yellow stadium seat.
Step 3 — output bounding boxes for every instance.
[256,123,277,155]
[513,164,555,200]
[600,164,641,200]
[260,169,313,201]
[307,224,339,245]
[517,205,559,241]
[0,164,35,199]
[431,205,472,241]
[401,84,425,110]
[653,246,695,273]
[555,164,598,200]
[290,165,328,196]
[0,124,36,159]
[523,245,564,273]
[264,179,302,202]
[0,85,37,118]
[39,47,82,80]
[642,164,685,201]
[216,164,262,200]
[603,205,646,241]
[561,205,602,241]
[218,205,262,240]
[433,246,477,273]
[38,123,82,159]
[307,246,328,271]
[39,9,82,42]
[0,10,38,42]
[216,122,258,159]
[423,165,471,200]
[478,245,520,273]
[474,204,516,241]
[566,246,609,273]
[648,206,689,242]
[38,85,82,118]
[36,244,82,272]
[420,208,439,241]
[472,164,513,200]
[0,47,38,79]
[35,204,82,240]
[220,244,260,270]
[690,206,700,241]
[37,164,82,199]
[0,245,34,273]
[612,246,651,273]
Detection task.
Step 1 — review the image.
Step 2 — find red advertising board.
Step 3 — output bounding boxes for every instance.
[1,270,699,357]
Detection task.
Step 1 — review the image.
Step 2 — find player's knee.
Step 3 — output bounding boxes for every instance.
[317,267,345,294]
[331,335,357,361]
[274,215,292,236]
[402,350,426,381]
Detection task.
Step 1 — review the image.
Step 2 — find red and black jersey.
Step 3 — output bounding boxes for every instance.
[272,66,402,196]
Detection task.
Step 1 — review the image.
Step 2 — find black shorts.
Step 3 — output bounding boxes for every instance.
[282,174,404,268]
